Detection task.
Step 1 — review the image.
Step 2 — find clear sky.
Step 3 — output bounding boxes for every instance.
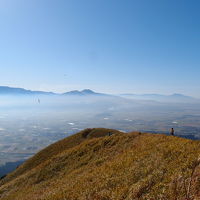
[0,0,200,96]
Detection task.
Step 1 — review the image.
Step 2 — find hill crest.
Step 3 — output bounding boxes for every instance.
[0,128,200,200]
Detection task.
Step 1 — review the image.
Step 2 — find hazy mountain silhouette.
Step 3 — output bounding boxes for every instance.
[62,89,106,96]
[0,86,106,96]
[0,86,55,95]
[120,93,199,103]
[0,86,198,103]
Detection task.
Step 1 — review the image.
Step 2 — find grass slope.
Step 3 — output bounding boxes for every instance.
[0,128,199,200]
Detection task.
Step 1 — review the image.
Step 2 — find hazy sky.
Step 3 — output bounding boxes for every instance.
[0,0,200,96]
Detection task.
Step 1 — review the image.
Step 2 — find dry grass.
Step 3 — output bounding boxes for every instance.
[0,128,199,200]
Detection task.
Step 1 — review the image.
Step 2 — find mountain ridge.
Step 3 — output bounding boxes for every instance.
[0,85,197,99]
[62,89,106,96]
[0,128,199,200]
[0,86,106,96]
[120,93,199,103]
[0,86,56,95]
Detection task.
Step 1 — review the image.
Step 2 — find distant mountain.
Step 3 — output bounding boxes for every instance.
[0,86,55,95]
[120,93,199,103]
[62,89,106,96]
[0,86,107,96]
[0,86,198,104]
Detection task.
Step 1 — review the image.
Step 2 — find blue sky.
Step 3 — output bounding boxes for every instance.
[0,0,200,96]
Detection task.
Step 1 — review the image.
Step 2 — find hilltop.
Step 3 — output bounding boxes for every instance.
[62,89,105,96]
[0,128,200,200]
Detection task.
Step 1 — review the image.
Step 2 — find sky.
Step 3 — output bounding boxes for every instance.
[0,0,200,97]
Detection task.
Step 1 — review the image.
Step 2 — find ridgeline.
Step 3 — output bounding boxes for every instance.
[0,128,200,200]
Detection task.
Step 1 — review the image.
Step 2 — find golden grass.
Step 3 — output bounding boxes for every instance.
[0,128,199,200]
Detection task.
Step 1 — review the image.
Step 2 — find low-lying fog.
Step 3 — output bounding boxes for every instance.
[0,94,200,176]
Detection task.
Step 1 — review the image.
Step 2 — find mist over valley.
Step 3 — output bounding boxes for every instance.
[0,87,200,177]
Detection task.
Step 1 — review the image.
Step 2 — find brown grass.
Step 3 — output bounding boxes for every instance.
[0,128,199,200]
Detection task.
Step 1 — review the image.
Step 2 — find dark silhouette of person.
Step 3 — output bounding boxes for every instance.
[170,128,174,136]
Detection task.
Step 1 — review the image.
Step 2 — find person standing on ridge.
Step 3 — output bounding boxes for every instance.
[170,128,174,136]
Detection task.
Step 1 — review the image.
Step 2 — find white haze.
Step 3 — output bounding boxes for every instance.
[0,94,200,168]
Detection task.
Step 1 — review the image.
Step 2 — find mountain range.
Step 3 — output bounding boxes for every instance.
[0,86,55,95]
[0,86,199,103]
[120,93,199,103]
[62,89,105,96]
[0,86,103,96]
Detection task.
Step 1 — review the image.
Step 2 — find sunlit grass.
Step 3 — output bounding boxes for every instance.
[0,128,199,200]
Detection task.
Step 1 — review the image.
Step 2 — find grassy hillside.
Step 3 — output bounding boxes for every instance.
[0,128,199,200]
